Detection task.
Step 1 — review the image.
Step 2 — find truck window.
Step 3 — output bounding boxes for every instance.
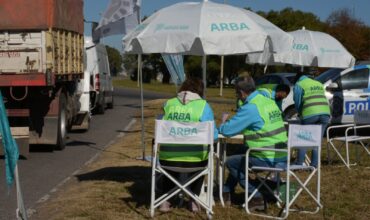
[335,68,370,90]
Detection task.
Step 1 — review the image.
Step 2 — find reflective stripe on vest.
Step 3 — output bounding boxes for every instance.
[160,98,208,162]
[298,78,330,118]
[243,94,287,160]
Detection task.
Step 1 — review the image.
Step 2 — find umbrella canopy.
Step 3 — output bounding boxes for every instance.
[123,0,292,56]
[247,27,356,68]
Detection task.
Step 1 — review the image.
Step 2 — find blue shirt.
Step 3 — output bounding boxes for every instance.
[218,91,264,137]
[293,75,307,115]
[201,102,219,140]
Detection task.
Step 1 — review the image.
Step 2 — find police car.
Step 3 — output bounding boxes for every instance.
[275,63,370,123]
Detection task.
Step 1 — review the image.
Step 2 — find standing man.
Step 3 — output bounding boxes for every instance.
[257,84,290,111]
[293,73,330,167]
[219,75,287,211]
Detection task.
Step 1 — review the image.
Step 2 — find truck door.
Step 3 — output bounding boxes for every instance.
[331,67,370,123]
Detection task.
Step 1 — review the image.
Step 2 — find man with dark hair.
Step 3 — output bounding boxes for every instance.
[219,75,288,211]
[257,84,290,110]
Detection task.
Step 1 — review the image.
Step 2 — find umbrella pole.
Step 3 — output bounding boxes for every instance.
[219,55,224,96]
[15,165,27,220]
[137,55,140,87]
[138,55,146,161]
[202,55,207,98]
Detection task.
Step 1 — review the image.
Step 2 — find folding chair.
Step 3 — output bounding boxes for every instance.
[150,120,214,219]
[327,110,370,169]
[245,124,323,219]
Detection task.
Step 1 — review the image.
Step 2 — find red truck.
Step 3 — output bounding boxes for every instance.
[0,0,90,154]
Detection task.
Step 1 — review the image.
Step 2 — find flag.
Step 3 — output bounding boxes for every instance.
[0,91,19,186]
[93,0,141,41]
[162,54,186,86]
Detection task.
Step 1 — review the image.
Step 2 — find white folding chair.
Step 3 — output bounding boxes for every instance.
[327,110,370,169]
[245,124,323,219]
[150,120,214,219]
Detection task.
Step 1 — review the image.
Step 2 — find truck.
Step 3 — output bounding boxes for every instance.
[0,0,89,154]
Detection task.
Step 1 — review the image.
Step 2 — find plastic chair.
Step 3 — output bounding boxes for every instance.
[150,120,214,219]
[326,110,370,169]
[245,124,323,219]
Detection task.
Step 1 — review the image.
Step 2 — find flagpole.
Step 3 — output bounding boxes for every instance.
[137,0,147,161]
[219,0,226,97]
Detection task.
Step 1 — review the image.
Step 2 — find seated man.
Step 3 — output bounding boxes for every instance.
[218,75,287,211]
[157,77,218,213]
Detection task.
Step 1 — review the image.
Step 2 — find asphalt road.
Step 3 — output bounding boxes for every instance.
[0,87,170,220]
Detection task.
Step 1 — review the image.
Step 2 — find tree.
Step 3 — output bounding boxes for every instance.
[105,46,123,76]
[325,8,370,60]
[257,7,325,32]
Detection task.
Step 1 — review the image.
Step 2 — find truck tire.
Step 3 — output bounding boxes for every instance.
[55,94,67,150]
[96,98,105,114]
[107,95,114,109]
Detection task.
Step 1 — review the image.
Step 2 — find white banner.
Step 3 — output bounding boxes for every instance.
[155,120,214,145]
[93,0,140,40]
[288,124,322,147]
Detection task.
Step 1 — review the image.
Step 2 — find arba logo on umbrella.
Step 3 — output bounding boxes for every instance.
[211,22,250,32]
[293,43,309,51]
[320,48,341,53]
[154,23,189,32]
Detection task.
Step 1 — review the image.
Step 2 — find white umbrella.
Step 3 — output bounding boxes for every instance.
[123,0,293,160]
[123,1,292,55]
[246,27,356,68]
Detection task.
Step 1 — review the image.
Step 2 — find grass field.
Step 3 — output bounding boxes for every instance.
[33,97,370,220]
[113,77,236,100]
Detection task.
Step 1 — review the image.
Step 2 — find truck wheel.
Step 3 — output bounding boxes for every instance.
[107,96,114,109]
[96,98,105,114]
[55,94,67,150]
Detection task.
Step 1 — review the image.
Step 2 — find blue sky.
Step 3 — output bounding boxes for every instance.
[84,0,370,50]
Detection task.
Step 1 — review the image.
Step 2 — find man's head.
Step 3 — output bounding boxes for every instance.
[275,84,290,101]
[235,74,256,102]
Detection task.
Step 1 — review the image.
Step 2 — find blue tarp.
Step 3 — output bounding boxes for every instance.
[162,54,186,85]
[0,91,19,186]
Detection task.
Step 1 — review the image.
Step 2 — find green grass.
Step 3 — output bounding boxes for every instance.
[33,99,370,220]
[113,77,236,100]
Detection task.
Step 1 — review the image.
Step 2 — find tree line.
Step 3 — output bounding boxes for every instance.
[106,7,370,85]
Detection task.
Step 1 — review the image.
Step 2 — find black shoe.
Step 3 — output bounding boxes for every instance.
[222,192,231,206]
[248,197,267,212]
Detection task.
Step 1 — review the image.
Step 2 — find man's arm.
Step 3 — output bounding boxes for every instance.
[218,104,263,137]
[293,85,303,113]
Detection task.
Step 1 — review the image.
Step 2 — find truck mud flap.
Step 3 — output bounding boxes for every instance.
[29,116,58,146]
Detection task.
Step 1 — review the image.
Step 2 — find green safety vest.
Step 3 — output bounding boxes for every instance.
[298,78,330,118]
[160,97,208,162]
[238,84,277,108]
[243,94,287,160]
[256,84,277,99]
